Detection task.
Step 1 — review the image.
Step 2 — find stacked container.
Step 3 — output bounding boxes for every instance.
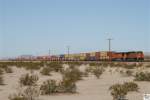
[95,52,101,60]
[89,52,96,61]
[79,53,87,61]
[100,51,109,60]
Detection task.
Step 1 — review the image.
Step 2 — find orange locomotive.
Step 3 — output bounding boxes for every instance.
[110,51,144,61]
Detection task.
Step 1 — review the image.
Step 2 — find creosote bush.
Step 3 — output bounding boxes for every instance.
[61,67,83,82]
[9,86,40,100]
[59,78,77,93]
[125,70,133,76]
[19,73,39,86]
[65,62,83,66]
[0,68,4,75]
[145,64,150,68]
[40,80,58,95]
[123,82,139,92]
[109,82,139,100]
[0,75,4,85]
[40,67,81,95]
[86,66,104,79]
[46,62,63,72]
[40,79,77,95]
[134,72,150,81]
[9,94,26,100]
[93,66,104,79]
[40,67,52,76]
[120,69,133,77]
[5,67,13,73]
[109,84,127,100]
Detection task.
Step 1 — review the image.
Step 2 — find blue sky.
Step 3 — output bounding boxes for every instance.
[0,0,149,57]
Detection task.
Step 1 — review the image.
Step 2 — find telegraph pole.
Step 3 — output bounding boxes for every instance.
[107,38,112,52]
[107,38,113,61]
[48,49,51,61]
[49,49,51,56]
[67,46,70,61]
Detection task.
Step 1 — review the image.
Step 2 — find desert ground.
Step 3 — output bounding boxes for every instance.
[0,62,150,100]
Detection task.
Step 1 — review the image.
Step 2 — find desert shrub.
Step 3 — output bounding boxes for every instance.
[19,73,39,86]
[40,79,77,95]
[58,79,76,93]
[109,84,127,100]
[5,67,13,73]
[0,68,4,75]
[24,63,41,70]
[46,62,63,72]
[0,75,4,85]
[9,86,39,100]
[89,63,97,66]
[123,63,136,69]
[92,66,104,79]
[120,70,133,77]
[0,64,13,73]
[125,70,133,76]
[109,82,139,100]
[87,66,104,79]
[40,80,58,95]
[134,72,150,81]
[0,64,7,69]
[9,94,26,100]
[123,82,139,92]
[23,86,40,100]
[66,62,83,66]
[109,62,117,67]
[14,62,42,70]
[82,71,89,77]
[61,67,83,82]
[40,67,52,76]
[145,64,150,68]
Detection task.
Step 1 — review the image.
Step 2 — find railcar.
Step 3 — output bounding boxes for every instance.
[16,51,144,62]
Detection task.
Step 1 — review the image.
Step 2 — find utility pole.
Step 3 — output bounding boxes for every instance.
[67,46,70,61]
[107,38,113,52]
[48,49,51,61]
[107,38,113,61]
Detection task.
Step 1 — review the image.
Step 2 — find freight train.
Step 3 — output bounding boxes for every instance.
[28,51,144,62]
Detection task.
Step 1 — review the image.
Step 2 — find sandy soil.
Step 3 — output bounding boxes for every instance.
[0,65,150,100]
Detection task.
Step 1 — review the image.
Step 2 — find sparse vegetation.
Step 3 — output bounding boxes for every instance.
[0,68,4,75]
[9,94,26,100]
[120,69,133,77]
[134,72,150,81]
[86,66,104,79]
[9,86,40,100]
[22,86,40,100]
[145,64,150,68]
[61,67,83,82]
[40,67,52,76]
[40,78,77,95]
[19,73,39,86]
[59,78,77,93]
[0,75,4,85]
[92,66,104,79]
[5,67,13,73]
[123,82,139,92]
[109,82,139,100]
[46,62,63,72]
[125,70,133,76]
[40,80,58,95]
[109,84,127,100]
